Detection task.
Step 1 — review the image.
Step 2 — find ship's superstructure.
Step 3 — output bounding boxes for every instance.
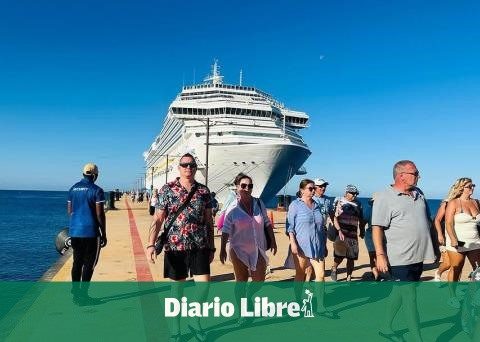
[143,61,311,204]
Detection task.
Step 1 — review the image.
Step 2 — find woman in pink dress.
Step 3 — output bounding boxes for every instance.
[219,173,277,281]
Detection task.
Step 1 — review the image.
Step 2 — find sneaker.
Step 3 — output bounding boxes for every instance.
[330,268,337,282]
[433,270,441,281]
[447,297,461,309]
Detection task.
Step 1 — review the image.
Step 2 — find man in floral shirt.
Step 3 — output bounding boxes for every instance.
[147,153,215,281]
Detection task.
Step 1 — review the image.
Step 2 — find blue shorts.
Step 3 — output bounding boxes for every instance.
[389,262,423,281]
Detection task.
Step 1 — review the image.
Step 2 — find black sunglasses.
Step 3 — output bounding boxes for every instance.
[306,187,315,192]
[240,183,254,189]
[179,162,197,169]
[465,184,476,189]
[348,192,358,196]
[402,171,420,177]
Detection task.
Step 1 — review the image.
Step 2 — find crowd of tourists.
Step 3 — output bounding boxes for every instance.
[67,156,480,340]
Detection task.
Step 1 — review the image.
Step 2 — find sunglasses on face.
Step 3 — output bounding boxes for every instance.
[306,187,315,192]
[315,185,326,189]
[402,171,420,177]
[179,162,197,169]
[348,192,358,196]
[465,184,476,189]
[240,183,254,189]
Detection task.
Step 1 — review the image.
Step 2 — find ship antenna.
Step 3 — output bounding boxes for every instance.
[203,59,224,85]
[193,68,196,84]
[239,69,243,86]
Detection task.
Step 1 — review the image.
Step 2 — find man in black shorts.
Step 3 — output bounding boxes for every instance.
[147,153,214,340]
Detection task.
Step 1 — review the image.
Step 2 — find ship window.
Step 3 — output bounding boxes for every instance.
[188,108,192,114]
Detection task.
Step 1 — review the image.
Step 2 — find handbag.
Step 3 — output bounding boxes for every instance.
[154,184,197,255]
[327,223,338,242]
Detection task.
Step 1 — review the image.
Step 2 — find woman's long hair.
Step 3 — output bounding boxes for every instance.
[296,178,314,198]
[445,177,472,202]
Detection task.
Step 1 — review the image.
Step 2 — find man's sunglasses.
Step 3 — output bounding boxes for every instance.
[402,171,420,177]
[240,183,254,189]
[179,162,197,169]
[347,192,358,196]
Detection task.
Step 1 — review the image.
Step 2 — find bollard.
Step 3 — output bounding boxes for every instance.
[109,191,116,210]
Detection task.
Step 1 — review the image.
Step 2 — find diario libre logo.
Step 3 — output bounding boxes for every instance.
[165,290,314,318]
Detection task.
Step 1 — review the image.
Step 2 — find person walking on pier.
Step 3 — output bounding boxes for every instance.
[372,160,435,341]
[330,185,364,282]
[67,163,107,303]
[147,153,214,341]
[287,179,331,316]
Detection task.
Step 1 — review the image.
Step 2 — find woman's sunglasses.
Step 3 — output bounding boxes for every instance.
[240,183,254,189]
[465,184,476,189]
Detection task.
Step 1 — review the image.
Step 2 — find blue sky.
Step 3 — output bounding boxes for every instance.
[1,0,479,199]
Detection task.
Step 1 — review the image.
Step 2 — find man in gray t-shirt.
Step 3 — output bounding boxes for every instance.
[372,160,435,341]
[372,160,435,279]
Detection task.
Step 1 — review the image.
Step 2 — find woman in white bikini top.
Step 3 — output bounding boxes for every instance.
[445,177,480,284]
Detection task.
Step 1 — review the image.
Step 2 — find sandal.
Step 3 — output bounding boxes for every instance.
[330,268,337,282]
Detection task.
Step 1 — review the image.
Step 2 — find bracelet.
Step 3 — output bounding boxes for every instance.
[376,253,385,256]
[146,244,155,249]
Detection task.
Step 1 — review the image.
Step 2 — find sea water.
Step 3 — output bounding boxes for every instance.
[0,190,68,280]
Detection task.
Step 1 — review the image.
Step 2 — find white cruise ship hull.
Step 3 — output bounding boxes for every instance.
[151,142,309,205]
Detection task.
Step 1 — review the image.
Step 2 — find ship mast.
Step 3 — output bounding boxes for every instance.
[203,59,224,85]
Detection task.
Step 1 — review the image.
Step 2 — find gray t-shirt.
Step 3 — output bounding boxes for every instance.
[371,186,435,266]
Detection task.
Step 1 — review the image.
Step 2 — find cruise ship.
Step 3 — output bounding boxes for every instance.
[143,61,311,204]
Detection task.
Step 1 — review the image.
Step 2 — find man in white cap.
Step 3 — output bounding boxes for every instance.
[67,163,107,303]
[313,178,334,225]
[314,178,334,252]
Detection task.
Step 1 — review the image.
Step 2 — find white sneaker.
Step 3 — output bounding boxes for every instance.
[447,297,461,309]
[433,270,441,281]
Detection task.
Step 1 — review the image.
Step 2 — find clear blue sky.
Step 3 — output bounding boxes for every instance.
[1,0,479,199]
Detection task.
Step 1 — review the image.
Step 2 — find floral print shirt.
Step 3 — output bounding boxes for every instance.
[156,178,212,251]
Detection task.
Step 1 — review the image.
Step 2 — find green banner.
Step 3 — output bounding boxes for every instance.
[0,281,478,341]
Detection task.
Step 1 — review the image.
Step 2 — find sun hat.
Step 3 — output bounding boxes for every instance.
[314,178,329,187]
[345,184,359,194]
[83,163,99,175]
